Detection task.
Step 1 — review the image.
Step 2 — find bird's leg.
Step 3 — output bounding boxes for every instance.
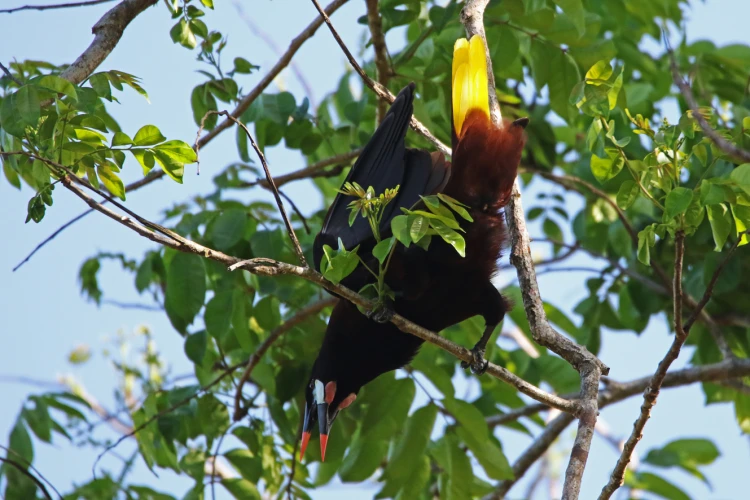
[366,295,394,323]
[461,324,497,374]
[461,282,508,375]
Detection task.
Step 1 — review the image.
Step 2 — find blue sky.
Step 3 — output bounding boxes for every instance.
[1,0,749,498]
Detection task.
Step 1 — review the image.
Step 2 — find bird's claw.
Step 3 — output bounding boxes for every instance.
[366,300,394,323]
[461,347,489,375]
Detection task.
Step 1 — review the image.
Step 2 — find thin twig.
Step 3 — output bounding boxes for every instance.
[0,457,54,500]
[0,61,23,85]
[233,297,337,421]
[0,445,62,499]
[683,232,747,332]
[666,35,750,163]
[599,230,686,499]
[0,0,115,14]
[204,110,307,267]
[232,0,317,108]
[239,148,361,189]
[309,0,451,156]
[365,0,391,123]
[279,189,311,234]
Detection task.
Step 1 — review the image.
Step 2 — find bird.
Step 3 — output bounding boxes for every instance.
[299,34,528,462]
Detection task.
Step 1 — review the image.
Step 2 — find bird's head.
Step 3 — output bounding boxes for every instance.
[448,34,528,213]
[300,370,358,462]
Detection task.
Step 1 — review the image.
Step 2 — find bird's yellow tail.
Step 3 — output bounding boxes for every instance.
[452,35,490,136]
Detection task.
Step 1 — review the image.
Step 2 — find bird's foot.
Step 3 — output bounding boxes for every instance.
[366,299,394,324]
[461,346,489,375]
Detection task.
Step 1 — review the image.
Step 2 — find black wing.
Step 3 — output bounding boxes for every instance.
[313,83,450,272]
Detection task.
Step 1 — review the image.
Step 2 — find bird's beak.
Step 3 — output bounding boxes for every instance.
[512,117,530,129]
[300,401,315,460]
[317,401,330,461]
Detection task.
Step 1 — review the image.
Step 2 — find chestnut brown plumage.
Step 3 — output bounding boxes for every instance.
[299,38,527,461]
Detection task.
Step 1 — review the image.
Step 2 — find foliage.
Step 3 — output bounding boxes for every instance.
[1,0,749,499]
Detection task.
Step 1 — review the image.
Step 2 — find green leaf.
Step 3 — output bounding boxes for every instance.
[429,219,466,257]
[549,51,582,123]
[665,187,693,219]
[133,125,166,146]
[15,85,40,128]
[153,149,185,183]
[170,18,197,49]
[97,164,126,200]
[443,398,512,480]
[112,131,134,146]
[432,434,473,500]
[165,253,206,333]
[637,225,655,265]
[437,193,473,222]
[373,237,395,265]
[221,478,261,500]
[131,149,155,175]
[153,140,197,163]
[320,242,360,284]
[586,60,613,85]
[626,472,691,500]
[233,57,259,74]
[9,417,33,463]
[184,331,207,366]
[552,0,585,37]
[409,214,428,242]
[590,149,624,183]
[731,204,750,246]
[731,163,750,195]
[205,290,233,340]
[378,404,438,497]
[89,73,112,100]
[37,75,78,101]
[616,180,639,209]
[391,215,410,246]
[209,209,246,250]
[644,438,720,485]
[707,204,732,251]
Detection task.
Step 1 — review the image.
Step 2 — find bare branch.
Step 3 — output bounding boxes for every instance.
[0,0,115,14]
[564,363,600,499]
[599,230,687,499]
[57,0,158,85]
[240,148,362,189]
[365,0,391,123]
[233,297,337,421]
[309,0,451,156]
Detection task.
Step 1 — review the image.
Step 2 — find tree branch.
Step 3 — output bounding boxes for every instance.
[233,297,337,421]
[599,230,686,499]
[459,2,606,496]
[0,61,24,85]
[56,0,157,85]
[0,0,115,14]
[365,0,391,123]
[309,0,450,156]
[487,355,750,497]
[39,159,580,415]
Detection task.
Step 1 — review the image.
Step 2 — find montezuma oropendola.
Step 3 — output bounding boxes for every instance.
[300,35,528,461]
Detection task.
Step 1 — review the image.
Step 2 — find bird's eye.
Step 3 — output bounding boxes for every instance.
[481,203,489,213]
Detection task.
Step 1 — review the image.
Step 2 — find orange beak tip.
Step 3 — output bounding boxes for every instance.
[319,433,329,462]
[299,432,311,461]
